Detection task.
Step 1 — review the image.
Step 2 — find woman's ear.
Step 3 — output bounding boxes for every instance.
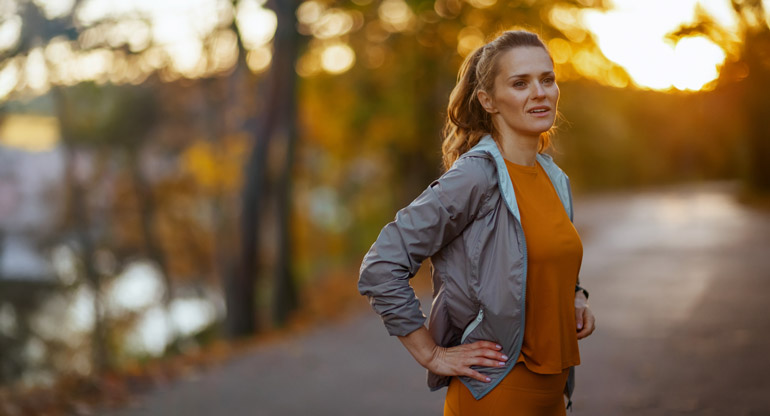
[477,90,497,114]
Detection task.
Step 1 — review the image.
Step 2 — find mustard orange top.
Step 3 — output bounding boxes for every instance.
[504,158,582,374]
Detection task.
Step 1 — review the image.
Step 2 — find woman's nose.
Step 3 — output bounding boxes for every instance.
[532,82,546,98]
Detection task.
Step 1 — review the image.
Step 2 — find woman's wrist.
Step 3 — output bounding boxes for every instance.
[575,286,589,307]
[398,326,440,369]
[575,284,589,300]
[426,344,446,371]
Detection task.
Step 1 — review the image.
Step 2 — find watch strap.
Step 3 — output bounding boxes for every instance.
[575,284,589,300]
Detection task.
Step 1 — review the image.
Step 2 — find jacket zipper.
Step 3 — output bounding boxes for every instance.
[461,308,484,343]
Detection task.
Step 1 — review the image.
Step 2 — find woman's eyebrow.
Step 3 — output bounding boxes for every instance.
[507,71,555,80]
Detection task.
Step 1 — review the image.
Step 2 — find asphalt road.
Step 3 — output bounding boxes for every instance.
[101,182,770,416]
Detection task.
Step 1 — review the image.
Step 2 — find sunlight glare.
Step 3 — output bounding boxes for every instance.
[167,38,203,75]
[108,19,152,53]
[457,26,485,57]
[75,49,113,83]
[296,47,322,77]
[321,43,355,74]
[45,37,74,65]
[0,60,19,100]
[75,0,235,80]
[312,8,354,39]
[582,0,730,91]
[548,5,588,43]
[24,48,49,93]
[33,0,75,19]
[698,0,739,30]
[210,29,239,73]
[297,1,324,25]
[465,0,497,9]
[378,0,415,32]
[548,38,572,64]
[247,45,272,73]
[0,16,21,52]
[672,36,725,90]
[236,0,277,50]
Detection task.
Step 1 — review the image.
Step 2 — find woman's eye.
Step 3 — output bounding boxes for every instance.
[543,77,555,85]
[513,81,526,88]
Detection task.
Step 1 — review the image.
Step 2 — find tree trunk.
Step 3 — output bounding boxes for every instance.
[743,29,770,191]
[271,0,301,326]
[229,0,292,337]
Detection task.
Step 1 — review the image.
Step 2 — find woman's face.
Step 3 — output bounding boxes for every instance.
[479,46,559,140]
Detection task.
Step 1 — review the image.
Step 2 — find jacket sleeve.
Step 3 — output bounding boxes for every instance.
[358,155,493,337]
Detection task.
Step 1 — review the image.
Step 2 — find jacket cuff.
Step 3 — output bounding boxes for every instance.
[381,307,427,337]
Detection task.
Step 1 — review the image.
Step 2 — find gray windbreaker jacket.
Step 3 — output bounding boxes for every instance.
[358,134,580,410]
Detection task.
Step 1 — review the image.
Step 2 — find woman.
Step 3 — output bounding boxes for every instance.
[358,30,596,415]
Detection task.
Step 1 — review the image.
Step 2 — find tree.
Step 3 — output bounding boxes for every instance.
[733,1,770,191]
[230,0,302,335]
[669,0,770,191]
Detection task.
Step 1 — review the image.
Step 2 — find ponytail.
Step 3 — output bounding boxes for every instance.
[441,46,493,171]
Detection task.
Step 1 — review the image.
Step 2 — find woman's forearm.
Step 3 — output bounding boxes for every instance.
[397,326,439,368]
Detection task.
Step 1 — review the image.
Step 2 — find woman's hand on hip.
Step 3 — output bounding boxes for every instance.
[425,341,508,383]
[575,292,596,339]
[398,326,506,383]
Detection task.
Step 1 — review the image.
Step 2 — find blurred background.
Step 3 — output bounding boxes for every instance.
[0,0,769,414]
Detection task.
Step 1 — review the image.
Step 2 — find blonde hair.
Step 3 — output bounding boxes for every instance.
[441,30,556,171]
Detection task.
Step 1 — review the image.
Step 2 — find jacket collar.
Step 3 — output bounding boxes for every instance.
[465,134,572,223]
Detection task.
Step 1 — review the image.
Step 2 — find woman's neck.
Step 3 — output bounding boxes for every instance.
[494,129,539,167]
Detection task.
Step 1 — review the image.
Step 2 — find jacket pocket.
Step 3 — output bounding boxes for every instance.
[460,308,484,343]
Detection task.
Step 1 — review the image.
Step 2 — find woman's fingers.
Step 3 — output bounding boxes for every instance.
[575,307,585,330]
[458,341,509,376]
[465,369,492,383]
[576,309,596,339]
[473,348,508,361]
[468,341,507,361]
[473,341,502,351]
[467,357,507,368]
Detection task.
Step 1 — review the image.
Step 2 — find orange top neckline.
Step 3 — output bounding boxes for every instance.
[503,158,538,175]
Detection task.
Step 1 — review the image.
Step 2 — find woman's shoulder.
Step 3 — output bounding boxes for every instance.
[442,151,498,191]
[428,152,497,217]
[535,152,569,178]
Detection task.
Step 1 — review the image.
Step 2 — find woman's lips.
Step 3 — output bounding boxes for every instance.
[528,108,551,117]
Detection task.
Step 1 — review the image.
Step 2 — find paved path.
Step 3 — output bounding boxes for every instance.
[102,182,770,415]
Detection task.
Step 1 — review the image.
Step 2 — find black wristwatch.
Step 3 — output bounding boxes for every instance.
[575,284,589,300]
